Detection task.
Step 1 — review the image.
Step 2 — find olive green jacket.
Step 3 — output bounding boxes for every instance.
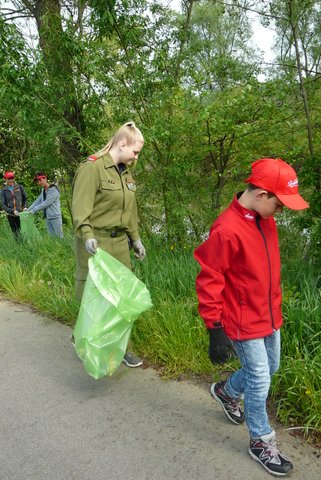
[72,153,140,243]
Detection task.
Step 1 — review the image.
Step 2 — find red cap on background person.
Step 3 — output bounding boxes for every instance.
[3,171,15,180]
[244,158,309,210]
[34,172,47,181]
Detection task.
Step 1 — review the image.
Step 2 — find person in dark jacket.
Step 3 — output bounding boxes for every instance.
[27,172,63,238]
[0,171,27,237]
[194,158,309,477]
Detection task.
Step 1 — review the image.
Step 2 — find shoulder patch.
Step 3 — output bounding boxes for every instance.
[87,155,98,162]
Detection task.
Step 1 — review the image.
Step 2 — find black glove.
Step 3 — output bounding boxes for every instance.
[208,327,236,364]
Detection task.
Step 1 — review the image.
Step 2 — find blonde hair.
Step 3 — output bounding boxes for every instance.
[94,121,144,159]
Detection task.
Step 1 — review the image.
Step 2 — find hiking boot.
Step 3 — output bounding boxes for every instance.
[210,381,245,425]
[122,352,143,368]
[249,431,293,476]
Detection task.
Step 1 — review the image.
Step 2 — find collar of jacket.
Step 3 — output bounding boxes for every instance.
[103,152,128,174]
[230,192,259,223]
[102,152,114,169]
[3,183,18,191]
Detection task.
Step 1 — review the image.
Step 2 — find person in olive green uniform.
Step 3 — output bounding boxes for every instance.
[72,121,146,368]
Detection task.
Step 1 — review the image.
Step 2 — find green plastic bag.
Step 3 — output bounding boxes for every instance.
[73,248,152,379]
[19,211,40,240]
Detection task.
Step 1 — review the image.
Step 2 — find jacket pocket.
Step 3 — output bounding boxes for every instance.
[101,180,121,191]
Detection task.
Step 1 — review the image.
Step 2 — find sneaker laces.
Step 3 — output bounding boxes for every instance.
[221,385,242,412]
[264,440,280,461]
[230,399,242,412]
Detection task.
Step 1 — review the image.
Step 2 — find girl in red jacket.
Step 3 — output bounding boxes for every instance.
[194,158,308,477]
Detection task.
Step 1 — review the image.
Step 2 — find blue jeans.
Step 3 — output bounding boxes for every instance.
[225,329,280,439]
[46,217,63,238]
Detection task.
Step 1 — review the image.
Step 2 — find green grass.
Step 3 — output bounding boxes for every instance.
[0,220,79,324]
[0,218,320,435]
[271,274,321,434]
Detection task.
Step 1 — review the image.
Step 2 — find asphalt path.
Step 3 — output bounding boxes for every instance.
[1,298,320,480]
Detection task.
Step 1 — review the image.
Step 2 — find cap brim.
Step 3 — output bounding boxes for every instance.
[276,193,309,210]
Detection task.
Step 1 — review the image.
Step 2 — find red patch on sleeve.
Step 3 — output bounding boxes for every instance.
[87,155,97,162]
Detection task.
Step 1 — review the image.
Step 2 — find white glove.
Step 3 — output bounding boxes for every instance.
[13,209,19,216]
[132,239,146,260]
[85,238,98,254]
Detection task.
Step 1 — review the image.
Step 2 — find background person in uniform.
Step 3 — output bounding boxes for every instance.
[0,171,27,238]
[194,158,309,477]
[27,172,63,238]
[72,121,146,368]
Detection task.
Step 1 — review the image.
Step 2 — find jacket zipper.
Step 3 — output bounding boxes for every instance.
[11,190,17,211]
[255,216,275,330]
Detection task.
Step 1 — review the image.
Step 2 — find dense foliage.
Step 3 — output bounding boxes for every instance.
[0,0,320,246]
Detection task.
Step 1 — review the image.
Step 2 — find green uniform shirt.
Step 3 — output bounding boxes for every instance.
[72,153,140,243]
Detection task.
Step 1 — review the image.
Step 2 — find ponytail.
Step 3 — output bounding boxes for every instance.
[94,121,144,159]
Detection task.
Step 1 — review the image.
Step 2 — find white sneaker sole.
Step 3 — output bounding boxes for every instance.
[122,358,143,368]
[248,448,292,477]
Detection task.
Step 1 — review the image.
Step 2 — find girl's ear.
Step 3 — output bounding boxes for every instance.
[118,138,127,150]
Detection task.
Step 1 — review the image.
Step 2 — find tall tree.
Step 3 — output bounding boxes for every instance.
[23,0,85,165]
[1,1,104,168]
[258,0,321,189]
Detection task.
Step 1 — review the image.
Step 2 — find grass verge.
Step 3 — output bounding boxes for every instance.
[0,220,320,438]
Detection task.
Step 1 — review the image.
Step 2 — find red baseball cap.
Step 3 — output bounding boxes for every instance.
[4,171,15,179]
[244,158,309,210]
[34,172,47,181]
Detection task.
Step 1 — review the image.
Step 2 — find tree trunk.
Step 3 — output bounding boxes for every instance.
[32,0,84,166]
[287,0,314,158]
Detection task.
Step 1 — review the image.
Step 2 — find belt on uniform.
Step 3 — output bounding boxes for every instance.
[94,228,127,238]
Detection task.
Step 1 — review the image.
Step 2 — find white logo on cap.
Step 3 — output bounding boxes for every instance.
[288,179,298,188]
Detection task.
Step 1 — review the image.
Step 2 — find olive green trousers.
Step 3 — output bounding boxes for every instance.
[74,231,132,301]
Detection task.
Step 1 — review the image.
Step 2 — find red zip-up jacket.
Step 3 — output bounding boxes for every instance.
[194,194,283,341]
